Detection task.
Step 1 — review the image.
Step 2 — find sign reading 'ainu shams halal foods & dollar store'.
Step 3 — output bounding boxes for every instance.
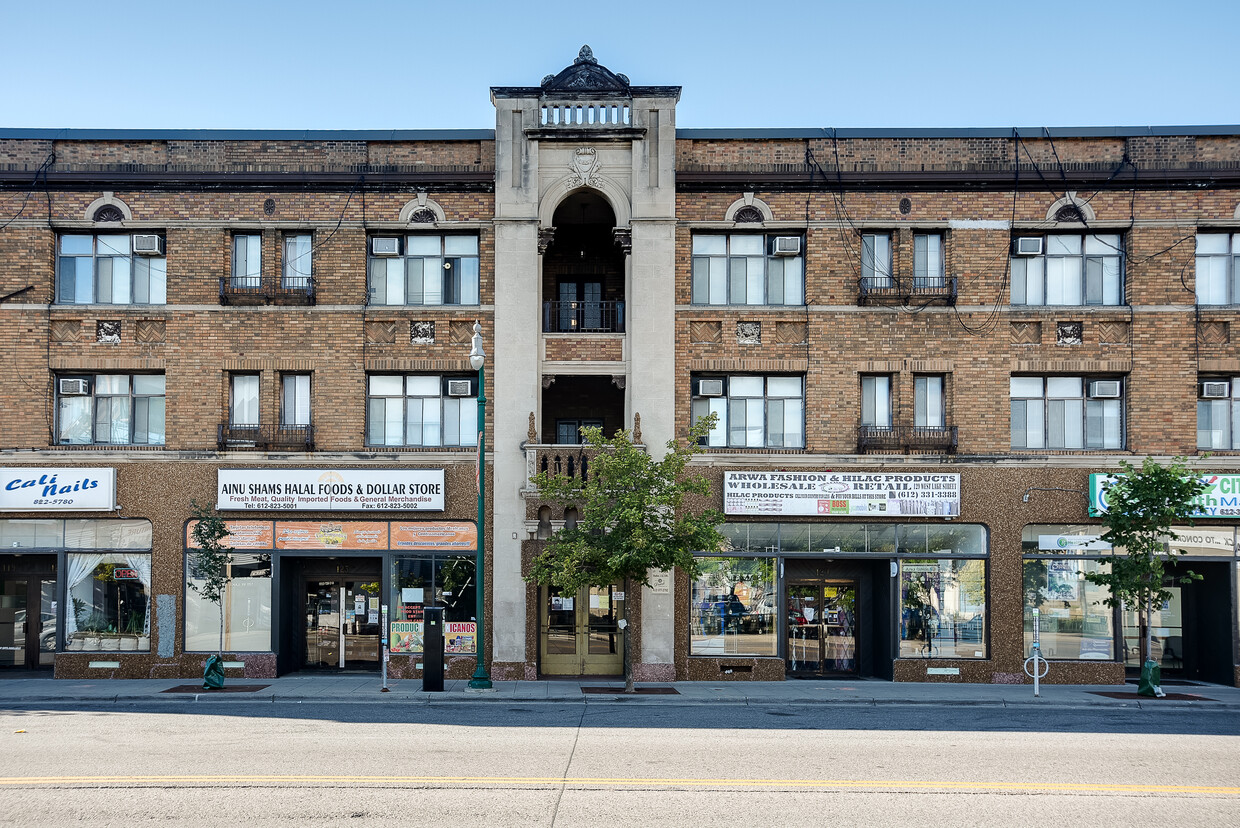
[216,469,445,511]
[724,471,961,517]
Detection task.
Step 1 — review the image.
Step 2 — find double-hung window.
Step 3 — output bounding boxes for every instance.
[914,376,945,428]
[912,234,944,289]
[1195,234,1240,305]
[367,375,478,447]
[691,235,804,305]
[57,234,166,305]
[1197,378,1240,449]
[282,233,312,289]
[56,374,166,445]
[1010,376,1123,449]
[368,235,480,306]
[229,374,259,427]
[691,375,804,448]
[232,234,262,289]
[282,374,311,427]
[860,375,892,428]
[1011,234,1123,306]
[861,234,893,287]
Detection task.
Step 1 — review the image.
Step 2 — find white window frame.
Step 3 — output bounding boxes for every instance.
[366,375,478,447]
[1011,234,1123,306]
[691,375,805,449]
[1010,376,1123,450]
[912,234,945,289]
[56,374,166,446]
[1195,233,1240,305]
[56,234,166,305]
[861,233,893,287]
[229,374,260,427]
[914,375,945,428]
[860,375,892,428]
[281,374,312,427]
[1196,377,1240,449]
[690,234,805,306]
[232,234,262,289]
[367,235,480,306]
[282,233,313,289]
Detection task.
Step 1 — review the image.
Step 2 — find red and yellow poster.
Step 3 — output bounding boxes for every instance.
[186,520,273,550]
[274,521,389,550]
[390,521,476,550]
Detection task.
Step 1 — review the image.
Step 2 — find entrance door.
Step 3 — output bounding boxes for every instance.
[557,281,603,332]
[787,581,858,675]
[303,578,381,671]
[540,584,625,675]
[0,577,56,670]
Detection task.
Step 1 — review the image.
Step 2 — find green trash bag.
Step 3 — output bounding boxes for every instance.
[1137,658,1162,698]
[203,655,226,690]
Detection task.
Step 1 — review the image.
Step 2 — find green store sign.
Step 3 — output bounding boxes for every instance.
[1089,473,1240,518]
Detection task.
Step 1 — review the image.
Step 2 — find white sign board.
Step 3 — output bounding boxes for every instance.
[0,468,117,511]
[1037,534,1112,551]
[216,469,445,512]
[724,472,960,517]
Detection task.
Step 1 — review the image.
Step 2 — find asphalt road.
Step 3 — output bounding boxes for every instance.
[1,701,1237,827]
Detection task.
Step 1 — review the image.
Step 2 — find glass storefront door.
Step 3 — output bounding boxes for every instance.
[304,578,381,671]
[1123,586,1183,673]
[0,576,56,670]
[787,581,858,675]
[540,584,625,675]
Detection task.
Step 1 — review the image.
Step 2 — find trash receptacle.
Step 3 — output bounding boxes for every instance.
[203,654,225,690]
[423,607,444,692]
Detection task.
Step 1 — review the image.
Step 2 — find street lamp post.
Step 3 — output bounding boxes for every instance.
[468,321,493,690]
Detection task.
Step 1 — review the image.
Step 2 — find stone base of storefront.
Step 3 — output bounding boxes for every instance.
[685,657,787,681]
[54,652,279,681]
[489,660,538,681]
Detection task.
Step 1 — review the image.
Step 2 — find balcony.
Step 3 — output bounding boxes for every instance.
[542,300,625,333]
[219,276,316,306]
[858,425,958,454]
[217,423,315,452]
[858,277,956,307]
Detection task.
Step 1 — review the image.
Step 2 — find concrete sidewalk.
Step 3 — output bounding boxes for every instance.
[1,675,1238,709]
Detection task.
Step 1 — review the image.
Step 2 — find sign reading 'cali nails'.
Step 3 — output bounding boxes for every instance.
[0,468,118,511]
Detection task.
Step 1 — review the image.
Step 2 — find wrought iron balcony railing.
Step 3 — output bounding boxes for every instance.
[542,300,625,333]
[219,275,316,305]
[858,424,958,454]
[217,423,315,451]
[858,276,956,307]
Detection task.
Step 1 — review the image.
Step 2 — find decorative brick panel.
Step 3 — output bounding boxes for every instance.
[96,320,121,344]
[364,320,398,343]
[736,321,761,345]
[410,320,435,344]
[449,320,475,343]
[51,319,81,342]
[134,319,166,343]
[1056,321,1083,346]
[1011,321,1042,345]
[1098,320,1131,344]
[1199,321,1230,345]
[774,321,807,344]
[689,320,721,344]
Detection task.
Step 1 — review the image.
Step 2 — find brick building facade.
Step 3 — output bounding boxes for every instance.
[1,48,1238,686]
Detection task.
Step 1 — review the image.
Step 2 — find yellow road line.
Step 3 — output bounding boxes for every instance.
[0,776,1236,795]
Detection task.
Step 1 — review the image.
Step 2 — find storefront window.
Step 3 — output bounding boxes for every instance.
[390,555,476,652]
[65,519,152,549]
[65,553,150,651]
[899,558,987,659]
[1023,559,1114,659]
[690,556,777,656]
[898,524,985,556]
[720,523,779,555]
[184,553,272,652]
[0,520,63,548]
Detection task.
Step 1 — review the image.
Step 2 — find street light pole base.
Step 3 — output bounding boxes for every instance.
[467,673,493,691]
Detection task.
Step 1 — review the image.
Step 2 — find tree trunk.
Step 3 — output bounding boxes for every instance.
[623,576,634,694]
[218,596,225,660]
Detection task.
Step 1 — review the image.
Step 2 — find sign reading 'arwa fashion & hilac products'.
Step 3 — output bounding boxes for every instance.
[0,467,117,511]
[724,471,961,517]
[216,469,445,511]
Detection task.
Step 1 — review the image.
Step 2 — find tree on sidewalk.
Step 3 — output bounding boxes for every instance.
[1085,457,1207,695]
[189,500,235,689]
[526,416,725,693]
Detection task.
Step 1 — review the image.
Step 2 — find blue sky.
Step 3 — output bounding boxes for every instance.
[4,0,1238,130]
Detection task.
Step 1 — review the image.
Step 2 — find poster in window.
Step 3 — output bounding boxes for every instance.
[445,622,476,654]
[390,621,423,653]
[1044,560,1080,601]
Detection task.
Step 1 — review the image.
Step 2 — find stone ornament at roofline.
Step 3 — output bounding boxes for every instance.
[540,45,631,92]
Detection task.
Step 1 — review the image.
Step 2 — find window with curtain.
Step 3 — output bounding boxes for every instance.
[366,375,478,447]
[57,374,166,446]
[65,553,151,651]
[367,235,480,306]
[690,234,805,306]
[56,233,166,305]
[282,233,312,289]
[1010,234,1123,306]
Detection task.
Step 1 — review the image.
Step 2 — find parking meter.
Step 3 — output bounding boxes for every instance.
[423,606,445,692]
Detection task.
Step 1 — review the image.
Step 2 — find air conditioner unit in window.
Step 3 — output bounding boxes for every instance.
[697,379,725,397]
[1201,381,1231,399]
[1088,380,1122,398]
[58,378,89,395]
[446,379,473,397]
[1012,237,1044,256]
[132,235,165,255]
[371,237,400,256]
[772,236,802,256]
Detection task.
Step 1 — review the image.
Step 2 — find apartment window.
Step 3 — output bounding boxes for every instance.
[366,375,478,447]
[367,235,480,306]
[1197,377,1240,449]
[1195,233,1240,305]
[282,233,312,289]
[860,375,892,428]
[914,376,945,428]
[691,234,804,306]
[56,234,166,305]
[861,234,893,287]
[229,374,259,427]
[691,375,804,448]
[281,374,311,426]
[56,374,166,445]
[232,234,262,288]
[1010,234,1123,306]
[913,234,944,288]
[1010,376,1123,450]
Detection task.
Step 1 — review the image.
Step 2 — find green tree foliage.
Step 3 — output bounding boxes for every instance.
[526,416,726,691]
[1084,457,1207,664]
[188,500,235,659]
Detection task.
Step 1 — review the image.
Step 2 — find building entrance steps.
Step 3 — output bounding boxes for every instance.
[1,676,1239,709]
